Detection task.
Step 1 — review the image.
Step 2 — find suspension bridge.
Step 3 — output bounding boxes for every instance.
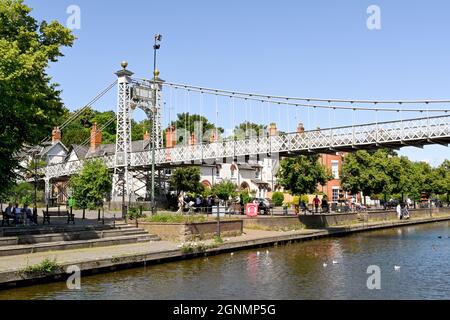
[32,62,450,204]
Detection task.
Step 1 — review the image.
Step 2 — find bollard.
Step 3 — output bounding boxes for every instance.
[216,204,221,238]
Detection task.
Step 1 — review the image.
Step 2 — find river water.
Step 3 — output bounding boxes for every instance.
[1,221,450,300]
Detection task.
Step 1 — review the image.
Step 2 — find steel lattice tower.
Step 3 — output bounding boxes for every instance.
[113,62,133,205]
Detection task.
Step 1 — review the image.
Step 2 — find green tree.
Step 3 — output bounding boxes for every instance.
[169,113,223,144]
[69,160,112,209]
[169,167,203,195]
[276,155,332,196]
[341,150,397,204]
[239,191,252,205]
[61,108,117,146]
[0,0,75,196]
[434,160,450,205]
[212,180,237,201]
[8,182,34,206]
[234,122,267,139]
[272,192,285,207]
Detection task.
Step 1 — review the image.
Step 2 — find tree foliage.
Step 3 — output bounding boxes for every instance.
[211,180,237,201]
[69,160,112,209]
[341,149,449,203]
[169,167,203,195]
[272,192,285,206]
[0,0,75,197]
[234,122,267,139]
[276,155,332,196]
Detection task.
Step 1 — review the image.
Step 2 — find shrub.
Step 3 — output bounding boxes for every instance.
[127,207,143,220]
[272,192,285,207]
[239,191,252,205]
[22,259,62,276]
[145,214,207,224]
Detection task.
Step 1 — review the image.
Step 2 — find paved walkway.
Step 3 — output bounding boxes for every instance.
[0,228,321,273]
[0,214,449,284]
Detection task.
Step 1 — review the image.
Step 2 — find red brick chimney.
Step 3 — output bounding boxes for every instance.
[90,122,102,151]
[165,126,177,148]
[269,123,278,136]
[52,127,61,144]
[210,131,218,143]
[189,133,197,146]
[144,131,150,141]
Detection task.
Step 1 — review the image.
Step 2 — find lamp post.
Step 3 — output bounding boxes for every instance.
[151,34,162,215]
[32,150,39,222]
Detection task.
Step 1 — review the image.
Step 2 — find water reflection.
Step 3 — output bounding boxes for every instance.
[1,221,450,300]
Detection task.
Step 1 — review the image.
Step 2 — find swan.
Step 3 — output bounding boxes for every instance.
[394,266,401,271]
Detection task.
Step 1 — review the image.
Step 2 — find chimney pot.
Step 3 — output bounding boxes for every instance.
[52,127,61,144]
[90,122,102,151]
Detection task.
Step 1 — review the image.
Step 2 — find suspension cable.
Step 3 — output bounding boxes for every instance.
[159,80,450,105]
[155,82,450,113]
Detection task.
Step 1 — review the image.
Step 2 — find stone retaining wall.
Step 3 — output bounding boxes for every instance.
[243,216,305,231]
[299,208,449,228]
[138,220,243,242]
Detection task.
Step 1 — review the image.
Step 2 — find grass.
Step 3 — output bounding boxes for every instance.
[144,213,239,224]
[244,224,305,232]
[144,214,207,224]
[180,242,220,254]
[21,259,62,276]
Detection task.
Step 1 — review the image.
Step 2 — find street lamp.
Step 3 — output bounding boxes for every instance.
[151,34,162,215]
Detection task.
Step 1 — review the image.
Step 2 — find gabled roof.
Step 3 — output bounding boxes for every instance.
[84,140,151,159]
[68,145,89,160]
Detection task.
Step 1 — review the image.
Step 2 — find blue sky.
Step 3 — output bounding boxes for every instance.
[25,0,449,165]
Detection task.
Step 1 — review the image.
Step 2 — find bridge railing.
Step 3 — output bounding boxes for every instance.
[40,114,450,179]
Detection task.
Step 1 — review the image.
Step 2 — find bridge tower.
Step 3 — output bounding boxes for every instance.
[112,62,165,206]
[113,62,133,206]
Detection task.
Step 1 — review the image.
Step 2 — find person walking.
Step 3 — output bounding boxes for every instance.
[396,203,402,220]
[313,196,321,214]
[2,203,13,226]
[321,196,329,214]
[177,192,185,214]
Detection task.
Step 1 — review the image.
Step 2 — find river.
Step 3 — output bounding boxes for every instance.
[1,221,449,300]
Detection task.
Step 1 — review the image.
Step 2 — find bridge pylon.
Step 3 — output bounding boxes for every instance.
[112,62,134,205]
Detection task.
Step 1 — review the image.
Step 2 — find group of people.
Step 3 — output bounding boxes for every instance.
[2,203,37,225]
[396,202,411,220]
[299,195,329,214]
[176,192,216,214]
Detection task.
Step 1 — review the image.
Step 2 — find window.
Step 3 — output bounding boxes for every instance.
[331,160,339,179]
[332,187,339,203]
[215,166,221,179]
[255,169,261,179]
[230,165,237,180]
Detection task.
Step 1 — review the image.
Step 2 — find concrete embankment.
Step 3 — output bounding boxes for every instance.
[0,209,449,290]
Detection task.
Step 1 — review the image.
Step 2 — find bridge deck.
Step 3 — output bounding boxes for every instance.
[42,115,450,179]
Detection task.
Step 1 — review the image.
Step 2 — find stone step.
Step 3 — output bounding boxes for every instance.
[0,234,161,257]
[5,228,150,246]
[1,223,134,237]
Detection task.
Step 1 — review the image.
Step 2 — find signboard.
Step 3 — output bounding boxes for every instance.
[133,85,153,102]
[246,203,258,218]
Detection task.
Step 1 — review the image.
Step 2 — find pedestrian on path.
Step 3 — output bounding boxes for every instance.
[396,203,402,220]
[313,196,321,214]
